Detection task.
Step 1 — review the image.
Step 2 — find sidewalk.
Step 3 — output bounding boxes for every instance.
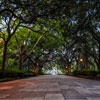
[0,75,100,100]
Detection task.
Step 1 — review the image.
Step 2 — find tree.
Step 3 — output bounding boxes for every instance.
[15,28,31,70]
[0,0,63,72]
[0,13,20,72]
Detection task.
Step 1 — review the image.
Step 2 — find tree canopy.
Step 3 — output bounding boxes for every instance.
[0,0,100,75]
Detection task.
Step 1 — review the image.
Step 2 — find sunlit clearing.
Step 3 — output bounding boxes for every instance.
[46,69,62,75]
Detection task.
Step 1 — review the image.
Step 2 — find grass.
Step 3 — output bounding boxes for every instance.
[57,73,67,75]
[74,68,98,73]
[0,67,33,73]
[40,72,52,75]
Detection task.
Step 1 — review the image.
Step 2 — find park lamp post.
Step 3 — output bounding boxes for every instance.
[80,58,87,72]
[36,62,39,66]
[66,66,68,73]
[80,58,83,71]
[0,38,3,44]
[0,40,2,44]
[80,58,83,62]
[66,65,68,70]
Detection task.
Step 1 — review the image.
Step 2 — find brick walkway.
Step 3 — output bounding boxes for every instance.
[0,75,100,100]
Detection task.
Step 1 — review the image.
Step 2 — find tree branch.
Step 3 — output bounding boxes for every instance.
[15,35,21,55]
[22,29,31,54]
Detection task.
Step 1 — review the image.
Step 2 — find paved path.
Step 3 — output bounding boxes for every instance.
[0,75,100,100]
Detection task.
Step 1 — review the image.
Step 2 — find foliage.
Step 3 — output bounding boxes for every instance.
[0,0,100,77]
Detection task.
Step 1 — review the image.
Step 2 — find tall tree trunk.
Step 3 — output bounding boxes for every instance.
[97,64,100,71]
[38,66,43,74]
[94,43,100,71]
[85,56,87,72]
[68,65,71,73]
[15,29,31,70]
[97,43,100,71]
[76,60,80,70]
[2,42,8,72]
[19,54,23,70]
[33,66,37,73]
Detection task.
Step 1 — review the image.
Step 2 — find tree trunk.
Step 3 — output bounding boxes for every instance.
[97,64,100,71]
[76,60,80,70]
[68,65,71,73]
[1,42,8,72]
[33,66,37,73]
[19,54,23,70]
[39,68,41,73]
[85,56,87,72]
[97,43,100,71]
[38,67,42,74]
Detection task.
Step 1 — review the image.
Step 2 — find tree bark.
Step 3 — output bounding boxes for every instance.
[19,54,23,70]
[33,66,37,73]
[68,65,71,73]
[15,29,31,70]
[97,43,100,71]
[76,59,80,70]
[85,56,87,72]
[38,66,43,74]
[1,42,8,72]
[97,63,100,71]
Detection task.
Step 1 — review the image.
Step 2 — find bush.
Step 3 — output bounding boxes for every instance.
[73,70,100,79]
[57,73,67,75]
[39,72,51,75]
[0,69,34,79]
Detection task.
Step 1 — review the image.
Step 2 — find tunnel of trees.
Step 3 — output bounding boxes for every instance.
[0,0,100,78]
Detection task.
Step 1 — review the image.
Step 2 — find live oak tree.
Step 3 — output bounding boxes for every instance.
[0,13,20,72]
[1,0,100,73]
[15,28,31,70]
[0,0,65,72]
[74,0,100,71]
[15,25,47,70]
